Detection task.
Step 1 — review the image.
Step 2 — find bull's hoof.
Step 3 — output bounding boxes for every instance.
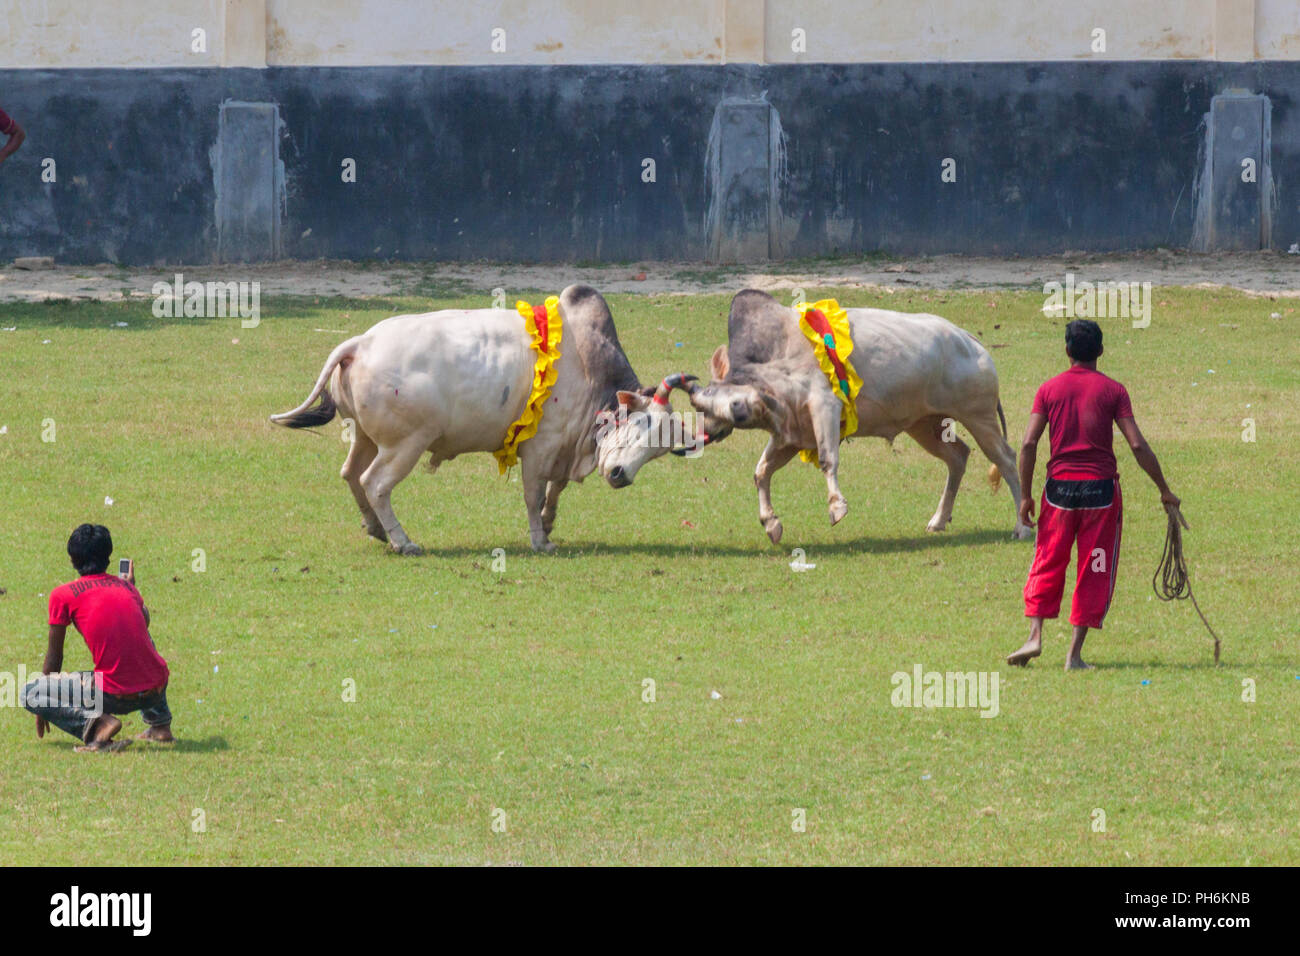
[1013,524,1035,541]
[365,524,389,543]
[763,516,784,545]
[926,515,951,533]
[828,498,848,526]
[530,538,557,554]
[393,542,424,556]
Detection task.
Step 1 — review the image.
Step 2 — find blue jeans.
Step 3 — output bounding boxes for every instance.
[23,672,171,742]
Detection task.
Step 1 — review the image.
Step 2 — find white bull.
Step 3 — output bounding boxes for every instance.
[270,285,679,553]
[668,290,1034,543]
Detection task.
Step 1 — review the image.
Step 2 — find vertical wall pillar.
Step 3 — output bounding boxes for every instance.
[710,100,777,261]
[1214,0,1255,61]
[1195,92,1271,251]
[216,101,283,262]
[222,0,268,67]
[724,0,766,63]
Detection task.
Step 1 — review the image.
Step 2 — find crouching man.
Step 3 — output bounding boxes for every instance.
[24,524,174,752]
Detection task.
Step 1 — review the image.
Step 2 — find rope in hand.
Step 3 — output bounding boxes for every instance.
[1152,503,1221,663]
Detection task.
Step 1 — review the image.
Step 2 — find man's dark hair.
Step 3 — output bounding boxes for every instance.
[67,524,112,575]
[1065,319,1103,362]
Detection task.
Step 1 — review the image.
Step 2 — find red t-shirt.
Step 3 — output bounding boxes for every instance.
[0,109,14,136]
[1031,365,1134,480]
[48,574,169,695]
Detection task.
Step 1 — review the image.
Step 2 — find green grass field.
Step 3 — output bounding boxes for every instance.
[0,286,1296,865]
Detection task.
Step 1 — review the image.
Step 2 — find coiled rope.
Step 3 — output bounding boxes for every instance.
[1152,504,1221,663]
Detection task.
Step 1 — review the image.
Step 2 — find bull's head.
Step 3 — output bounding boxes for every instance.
[682,345,774,448]
[596,373,700,488]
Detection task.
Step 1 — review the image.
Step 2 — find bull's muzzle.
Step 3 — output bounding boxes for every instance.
[607,465,632,488]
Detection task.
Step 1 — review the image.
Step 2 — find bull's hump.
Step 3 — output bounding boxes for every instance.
[727,290,799,367]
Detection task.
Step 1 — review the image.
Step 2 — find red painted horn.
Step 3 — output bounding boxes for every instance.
[653,372,699,406]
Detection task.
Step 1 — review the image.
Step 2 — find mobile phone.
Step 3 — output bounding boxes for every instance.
[118,558,133,580]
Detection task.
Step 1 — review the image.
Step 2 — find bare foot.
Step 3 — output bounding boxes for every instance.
[78,714,122,747]
[1065,658,1095,671]
[1006,640,1042,666]
[76,738,132,753]
[136,726,175,743]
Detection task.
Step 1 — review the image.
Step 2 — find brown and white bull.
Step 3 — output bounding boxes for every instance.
[270,285,685,554]
[656,290,1033,543]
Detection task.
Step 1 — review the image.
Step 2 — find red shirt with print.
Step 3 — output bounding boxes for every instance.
[48,574,169,695]
[1031,365,1134,481]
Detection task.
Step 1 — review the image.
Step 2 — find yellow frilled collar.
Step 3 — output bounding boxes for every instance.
[795,299,863,464]
[493,296,563,474]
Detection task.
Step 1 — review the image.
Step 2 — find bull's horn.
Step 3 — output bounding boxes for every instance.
[653,372,699,405]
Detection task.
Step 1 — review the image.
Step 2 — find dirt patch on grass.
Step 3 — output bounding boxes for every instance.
[2,249,1298,303]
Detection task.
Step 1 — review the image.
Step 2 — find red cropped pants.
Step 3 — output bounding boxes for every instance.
[1024,477,1123,629]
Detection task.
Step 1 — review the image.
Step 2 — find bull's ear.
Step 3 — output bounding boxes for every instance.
[637,385,657,398]
[615,390,648,410]
[710,344,730,381]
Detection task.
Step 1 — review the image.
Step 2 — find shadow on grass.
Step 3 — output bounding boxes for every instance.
[387,527,1018,560]
[168,735,230,753]
[1087,658,1225,672]
[42,735,230,754]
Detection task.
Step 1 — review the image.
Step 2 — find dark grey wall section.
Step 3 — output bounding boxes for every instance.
[1,61,1299,264]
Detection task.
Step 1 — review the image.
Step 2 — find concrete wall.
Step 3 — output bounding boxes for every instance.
[266,0,726,66]
[3,0,1300,67]
[0,1,226,68]
[1,3,1297,263]
[2,60,1298,264]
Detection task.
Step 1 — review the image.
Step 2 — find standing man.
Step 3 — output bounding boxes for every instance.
[23,524,175,752]
[1008,319,1179,670]
[0,106,24,165]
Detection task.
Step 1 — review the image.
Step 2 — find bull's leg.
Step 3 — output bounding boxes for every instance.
[754,438,798,544]
[963,413,1034,540]
[810,401,849,526]
[905,415,971,533]
[359,434,431,555]
[340,428,386,542]
[541,479,568,536]
[520,459,556,554]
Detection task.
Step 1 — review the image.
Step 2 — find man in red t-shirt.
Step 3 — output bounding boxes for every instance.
[1008,320,1179,670]
[23,524,174,752]
[0,107,25,166]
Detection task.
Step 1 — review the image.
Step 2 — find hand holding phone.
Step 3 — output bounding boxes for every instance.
[118,558,134,583]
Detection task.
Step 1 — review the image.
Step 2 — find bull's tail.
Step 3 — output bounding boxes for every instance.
[269,336,361,429]
[988,399,1008,493]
